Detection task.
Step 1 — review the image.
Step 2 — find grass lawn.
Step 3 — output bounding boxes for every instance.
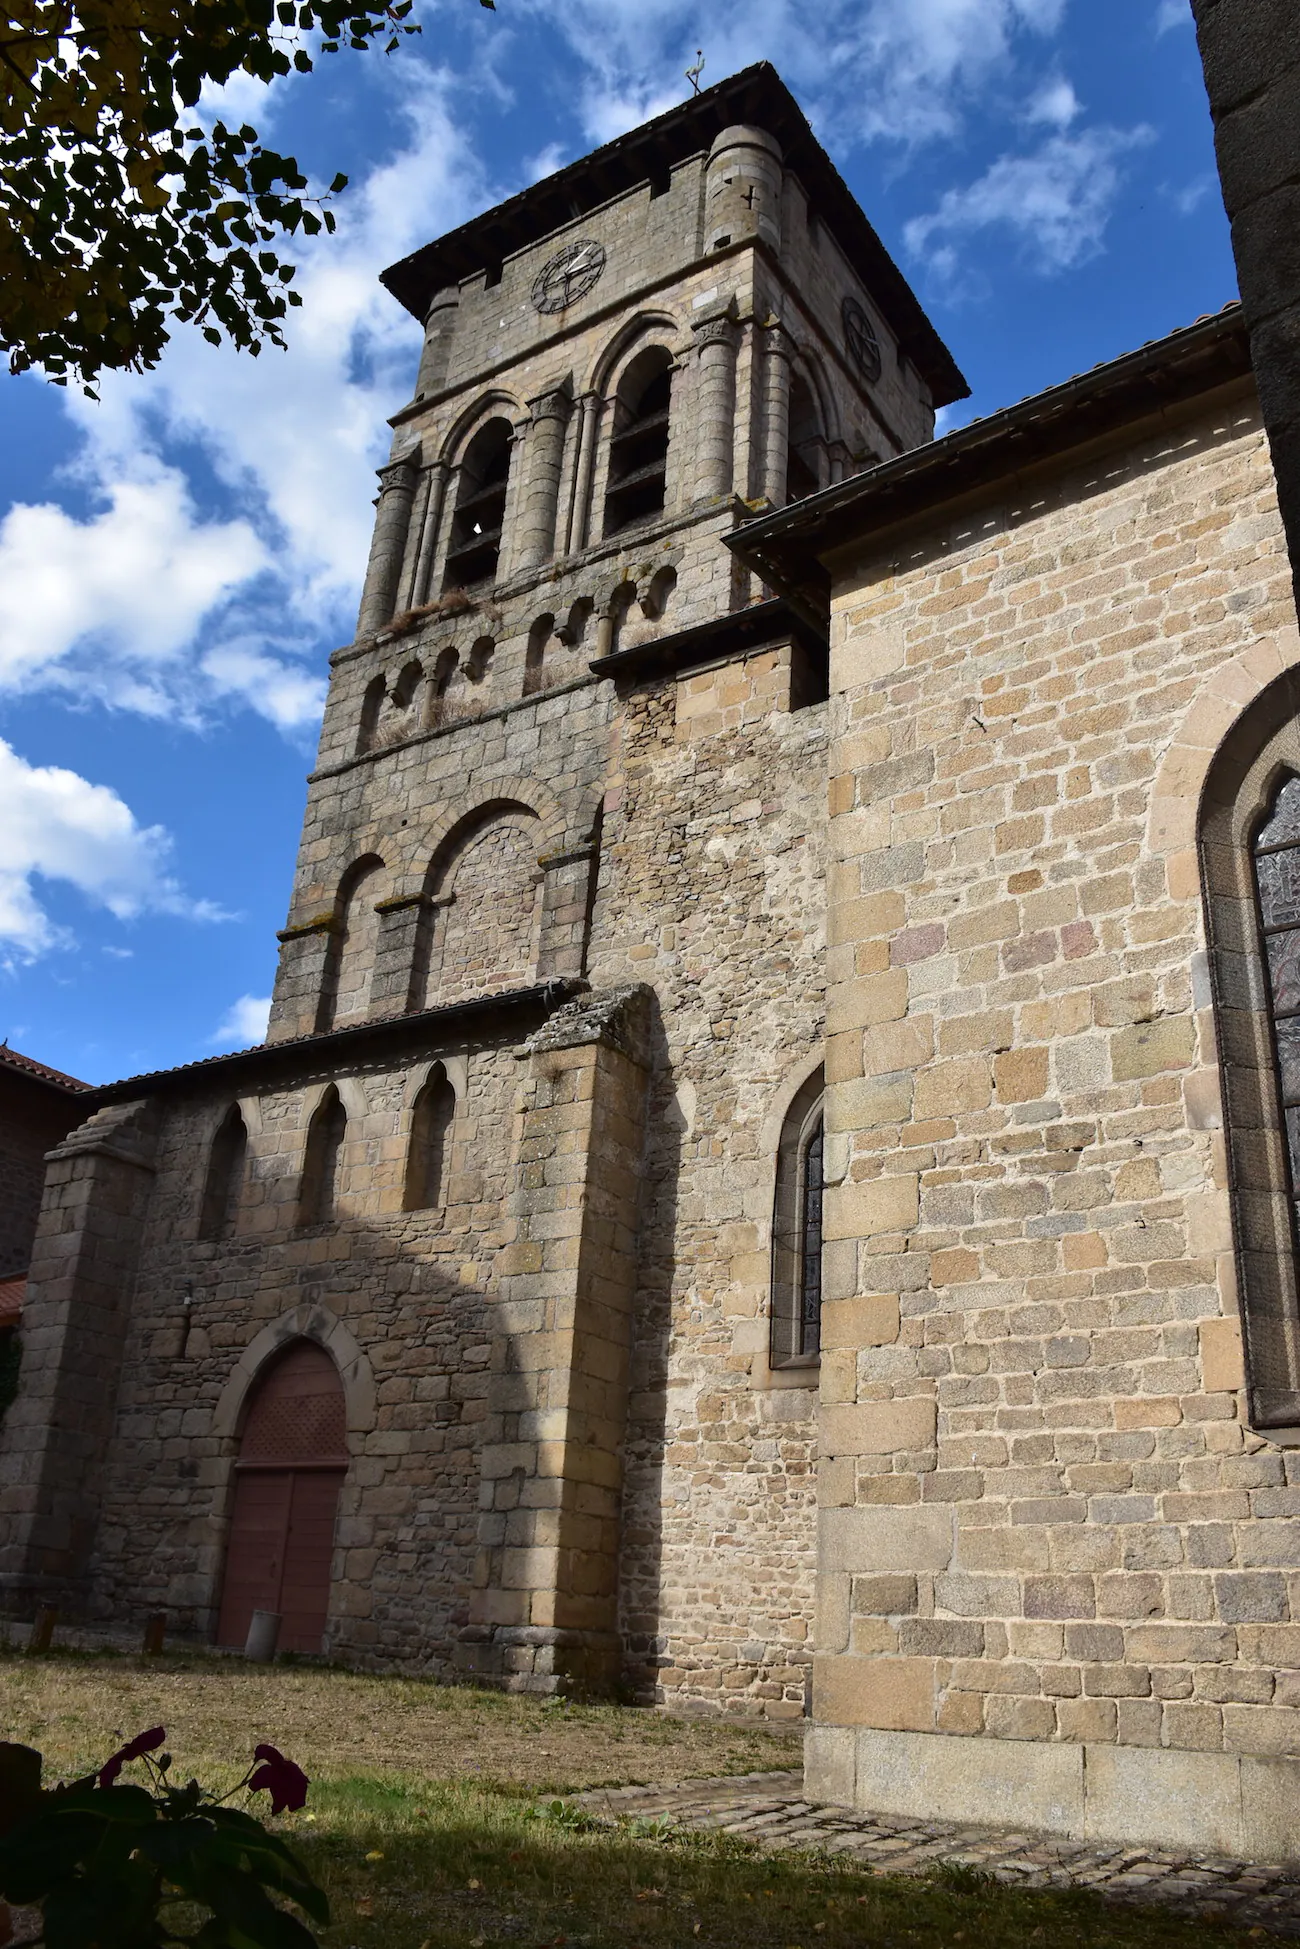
[0,1648,1283,1949]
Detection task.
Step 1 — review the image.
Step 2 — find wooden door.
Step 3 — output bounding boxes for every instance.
[217,1341,348,1654]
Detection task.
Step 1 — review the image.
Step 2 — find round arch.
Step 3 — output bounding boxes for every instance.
[436,388,527,468]
[211,1302,377,1445]
[586,309,685,400]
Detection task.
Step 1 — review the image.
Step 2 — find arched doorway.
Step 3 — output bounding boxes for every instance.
[217,1340,348,1654]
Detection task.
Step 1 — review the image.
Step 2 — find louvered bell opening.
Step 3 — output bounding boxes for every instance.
[445,420,512,589]
[604,363,671,536]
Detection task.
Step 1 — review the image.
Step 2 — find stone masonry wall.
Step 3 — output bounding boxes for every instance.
[82,1038,523,1668]
[0,1072,89,1281]
[588,645,827,1717]
[811,377,1300,1844]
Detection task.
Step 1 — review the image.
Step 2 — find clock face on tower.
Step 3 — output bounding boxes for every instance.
[531,239,607,314]
[841,296,882,385]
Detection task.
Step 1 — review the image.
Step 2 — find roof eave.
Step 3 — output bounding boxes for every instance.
[379,63,967,411]
[728,306,1251,590]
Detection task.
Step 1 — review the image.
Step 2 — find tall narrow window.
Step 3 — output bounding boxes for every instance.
[318,855,385,1033]
[771,1066,825,1366]
[200,1105,247,1240]
[405,1067,456,1211]
[444,419,512,590]
[357,673,385,755]
[603,349,673,536]
[299,1088,347,1227]
[786,371,823,504]
[1254,774,1300,1243]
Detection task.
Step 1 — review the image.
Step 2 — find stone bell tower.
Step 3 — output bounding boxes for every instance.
[265,67,962,1034]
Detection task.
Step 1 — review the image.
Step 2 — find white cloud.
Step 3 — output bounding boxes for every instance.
[1027,76,1080,129]
[0,472,267,718]
[0,738,225,965]
[1169,172,1214,216]
[1,60,489,741]
[521,0,1068,146]
[211,993,272,1048]
[1156,0,1192,31]
[905,124,1154,277]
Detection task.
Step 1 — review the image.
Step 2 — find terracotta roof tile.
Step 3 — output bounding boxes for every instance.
[0,1275,25,1329]
[0,1043,90,1092]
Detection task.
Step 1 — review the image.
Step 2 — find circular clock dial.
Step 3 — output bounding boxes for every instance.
[842,297,882,385]
[531,239,607,315]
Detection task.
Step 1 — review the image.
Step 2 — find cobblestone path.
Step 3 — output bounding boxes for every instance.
[573,1770,1300,1935]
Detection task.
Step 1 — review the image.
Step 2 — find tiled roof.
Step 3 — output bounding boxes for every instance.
[0,1275,25,1330]
[0,1043,90,1092]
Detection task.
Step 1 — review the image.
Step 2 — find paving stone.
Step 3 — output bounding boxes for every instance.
[571,1771,1300,1933]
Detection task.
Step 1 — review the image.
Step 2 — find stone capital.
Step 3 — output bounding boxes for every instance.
[692,313,740,351]
[376,452,419,493]
[527,385,573,425]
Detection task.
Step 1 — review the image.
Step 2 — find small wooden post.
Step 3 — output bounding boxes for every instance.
[28,1606,56,1653]
[142,1612,167,1656]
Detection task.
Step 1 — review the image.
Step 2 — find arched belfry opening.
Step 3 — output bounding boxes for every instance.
[216,1339,348,1654]
[444,418,513,589]
[786,370,823,504]
[603,348,673,535]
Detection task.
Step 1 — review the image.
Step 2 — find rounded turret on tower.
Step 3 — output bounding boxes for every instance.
[704,125,783,254]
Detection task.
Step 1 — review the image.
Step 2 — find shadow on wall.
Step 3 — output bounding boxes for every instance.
[0,1004,688,1698]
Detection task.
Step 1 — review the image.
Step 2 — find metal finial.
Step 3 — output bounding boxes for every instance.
[685,50,705,95]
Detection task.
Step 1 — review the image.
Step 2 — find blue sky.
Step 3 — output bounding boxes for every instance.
[0,0,1233,1084]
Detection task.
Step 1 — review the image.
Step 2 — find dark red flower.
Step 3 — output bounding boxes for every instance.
[248,1744,309,1815]
[98,1726,166,1788]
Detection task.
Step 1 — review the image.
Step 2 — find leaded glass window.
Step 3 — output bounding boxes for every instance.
[799,1117,824,1358]
[1253,774,1300,1227]
[771,1067,824,1367]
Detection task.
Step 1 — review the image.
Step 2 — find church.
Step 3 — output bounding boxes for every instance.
[4,58,1300,1863]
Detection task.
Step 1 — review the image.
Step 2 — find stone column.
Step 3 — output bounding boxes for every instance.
[514,389,572,571]
[692,313,740,503]
[409,460,451,610]
[356,455,418,639]
[761,324,794,508]
[562,392,601,556]
[267,915,341,1042]
[463,986,652,1695]
[0,1100,160,1618]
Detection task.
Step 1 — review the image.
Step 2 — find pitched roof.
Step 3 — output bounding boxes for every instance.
[80,978,588,1108]
[380,62,968,411]
[0,1043,90,1093]
[728,303,1250,605]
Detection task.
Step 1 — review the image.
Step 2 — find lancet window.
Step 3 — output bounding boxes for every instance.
[298,1088,347,1228]
[199,1105,248,1240]
[405,1066,456,1211]
[770,1067,825,1366]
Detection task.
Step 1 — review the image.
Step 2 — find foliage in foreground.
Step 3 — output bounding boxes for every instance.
[0,1726,325,1949]
[0,0,487,390]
